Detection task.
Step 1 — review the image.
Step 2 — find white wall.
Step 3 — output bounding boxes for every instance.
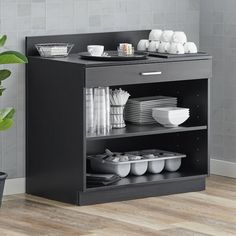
[200,0,236,177]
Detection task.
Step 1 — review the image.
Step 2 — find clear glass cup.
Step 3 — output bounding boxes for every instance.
[86,88,94,135]
[117,46,134,56]
[94,87,107,135]
[105,87,111,132]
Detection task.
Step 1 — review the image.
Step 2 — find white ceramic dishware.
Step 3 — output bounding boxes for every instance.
[148,41,160,52]
[172,31,187,44]
[160,30,174,42]
[168,42,185,54]
[152,107,190,127]
[149,29,163,41]
[184,42,198,53]
[158,42,171,53]
[137,39,149,51]
[87,45,104,56]
[125,96,177,124]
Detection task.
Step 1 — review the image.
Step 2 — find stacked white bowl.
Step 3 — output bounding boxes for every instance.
[146,29,198,54]
[152,107,190,128]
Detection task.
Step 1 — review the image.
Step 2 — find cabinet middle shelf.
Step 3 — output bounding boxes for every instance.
[86,124,207,141]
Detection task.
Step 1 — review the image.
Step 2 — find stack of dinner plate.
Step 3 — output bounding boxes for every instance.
[124,96,177,124]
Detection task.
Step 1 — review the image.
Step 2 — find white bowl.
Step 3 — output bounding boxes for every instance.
[160,30,174,42]
[152,107,190,127]
[153,115,189,127]
[168,42,185,55]
[184,42,198,53]
[171,31,187,44]
[158,42,171,53]
[152,107,189,116]
[149,29,163,41]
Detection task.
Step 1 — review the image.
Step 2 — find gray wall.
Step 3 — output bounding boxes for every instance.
[0,0,200,179]
[200,0,236,163]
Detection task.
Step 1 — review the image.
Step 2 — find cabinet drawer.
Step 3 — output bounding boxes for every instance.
[86,59,212,87]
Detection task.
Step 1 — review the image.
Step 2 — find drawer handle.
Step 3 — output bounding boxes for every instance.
[140,72,162,76]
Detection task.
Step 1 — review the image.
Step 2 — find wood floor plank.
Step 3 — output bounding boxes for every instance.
[0,175,235,236]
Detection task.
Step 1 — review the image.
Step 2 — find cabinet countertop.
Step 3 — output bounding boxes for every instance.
[29,53,212,68]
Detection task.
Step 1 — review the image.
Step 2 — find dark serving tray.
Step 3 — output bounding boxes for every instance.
[146,51,209,58]
[78,51,147,61]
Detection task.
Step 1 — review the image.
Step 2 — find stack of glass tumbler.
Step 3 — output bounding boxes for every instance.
[86,87,130,136]
[86,87,111,135]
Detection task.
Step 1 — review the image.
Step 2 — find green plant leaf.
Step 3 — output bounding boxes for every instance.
[0,108,15,131]
[0,86,6,96]
[0,35,7,47]
[0,69,11,81]
[0,51,28,64]
[0,108,15,120]
[0,118,14,131]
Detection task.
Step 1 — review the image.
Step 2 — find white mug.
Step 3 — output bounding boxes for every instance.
[168,42,185,54]
[87,45,104,56]
[149,29,163,41]
[137,39,149,51]
[158,42,171,53]
[172,31,187,44]
[148,41,160,52]
[160,30,174,42]
[184,42,198,53]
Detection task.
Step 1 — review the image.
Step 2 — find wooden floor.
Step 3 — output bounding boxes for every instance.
[0,175,236,236]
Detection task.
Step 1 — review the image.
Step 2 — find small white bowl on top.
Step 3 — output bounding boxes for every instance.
[152,107,190,128]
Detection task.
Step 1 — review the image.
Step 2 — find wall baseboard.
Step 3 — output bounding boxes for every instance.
[3,178,25,196]
[210,159,236,178]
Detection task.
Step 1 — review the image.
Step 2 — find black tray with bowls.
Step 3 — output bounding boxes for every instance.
[78,51,147,61]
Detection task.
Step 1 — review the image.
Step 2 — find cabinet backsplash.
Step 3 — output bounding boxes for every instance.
[0,0,200,179]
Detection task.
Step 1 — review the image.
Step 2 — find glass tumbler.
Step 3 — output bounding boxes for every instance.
[94,87,107,135]
[86,88,94,135]
[105,87,111,132]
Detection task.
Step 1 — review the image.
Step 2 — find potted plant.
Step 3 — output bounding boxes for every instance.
[0,35,28,206]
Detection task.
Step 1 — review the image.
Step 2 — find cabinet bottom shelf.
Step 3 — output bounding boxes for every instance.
[78,172,206,205]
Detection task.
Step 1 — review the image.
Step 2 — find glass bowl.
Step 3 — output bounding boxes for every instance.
[35,43,74,58]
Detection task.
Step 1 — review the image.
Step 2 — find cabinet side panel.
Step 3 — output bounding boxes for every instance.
[26,58,85,204]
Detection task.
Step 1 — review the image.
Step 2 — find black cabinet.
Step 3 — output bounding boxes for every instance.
[26,30,212,205]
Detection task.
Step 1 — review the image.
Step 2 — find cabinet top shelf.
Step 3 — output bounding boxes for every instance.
[26,30,211,68]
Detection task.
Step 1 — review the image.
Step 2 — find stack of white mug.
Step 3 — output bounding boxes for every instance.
[137,29,198,55]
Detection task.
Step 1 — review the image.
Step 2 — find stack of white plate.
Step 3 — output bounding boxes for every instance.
[125,96,177,124]
[152,107,190,127]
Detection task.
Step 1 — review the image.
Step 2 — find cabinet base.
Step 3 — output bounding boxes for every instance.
[78,176,205,206]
